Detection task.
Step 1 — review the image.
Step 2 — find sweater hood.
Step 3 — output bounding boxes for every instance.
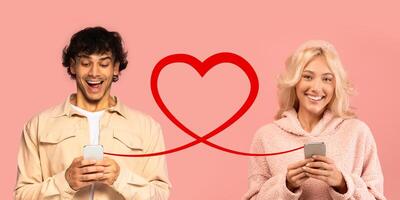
[273,109,345,136]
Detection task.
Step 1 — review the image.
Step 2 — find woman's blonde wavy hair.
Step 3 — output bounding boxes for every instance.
[275,40,355,119]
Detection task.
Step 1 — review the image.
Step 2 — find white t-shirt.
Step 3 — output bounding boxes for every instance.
[71,105,106,200]
[71,104,105,145]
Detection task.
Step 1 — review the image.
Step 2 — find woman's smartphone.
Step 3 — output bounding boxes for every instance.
[304,142,326,159]
[83,145,104,160]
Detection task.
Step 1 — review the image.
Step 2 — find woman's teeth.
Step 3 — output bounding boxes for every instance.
[307,95,324,101]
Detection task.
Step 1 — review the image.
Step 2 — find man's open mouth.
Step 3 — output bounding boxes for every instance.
[86,80,104,90]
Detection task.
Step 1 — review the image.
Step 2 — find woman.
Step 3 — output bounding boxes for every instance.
[243,40,385,199]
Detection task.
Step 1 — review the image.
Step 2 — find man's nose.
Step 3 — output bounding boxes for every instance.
[88,65,99,76]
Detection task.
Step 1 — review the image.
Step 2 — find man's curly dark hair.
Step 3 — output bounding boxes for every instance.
[62,26,128,82]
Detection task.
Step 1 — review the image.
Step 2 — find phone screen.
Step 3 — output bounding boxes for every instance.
[83,145,104,160]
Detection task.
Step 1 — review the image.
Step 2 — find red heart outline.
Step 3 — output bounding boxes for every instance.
[151,52,259,155]
[105,52,303,157]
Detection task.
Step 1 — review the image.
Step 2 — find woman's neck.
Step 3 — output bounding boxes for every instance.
[297,108,323,132]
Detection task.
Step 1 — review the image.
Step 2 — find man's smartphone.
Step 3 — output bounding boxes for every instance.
[83,145,104,160]
[304,142,326,159]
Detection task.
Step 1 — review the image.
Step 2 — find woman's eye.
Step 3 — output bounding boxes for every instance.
[303,75,312,80]
[323,77,332,82]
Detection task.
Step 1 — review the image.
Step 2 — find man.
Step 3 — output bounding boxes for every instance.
[15,27,171,199]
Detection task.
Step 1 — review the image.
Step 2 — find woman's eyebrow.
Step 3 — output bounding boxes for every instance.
[303,70,314,74]
[322,72,334,76]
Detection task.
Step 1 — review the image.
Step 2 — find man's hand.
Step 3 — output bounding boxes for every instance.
[65,156,105,191]
[96,157,120,185]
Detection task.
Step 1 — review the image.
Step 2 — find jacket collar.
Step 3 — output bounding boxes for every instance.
[53,94,128,118]
[273,108,345,136]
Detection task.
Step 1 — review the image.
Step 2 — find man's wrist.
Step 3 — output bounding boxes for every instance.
[53,169,77,197]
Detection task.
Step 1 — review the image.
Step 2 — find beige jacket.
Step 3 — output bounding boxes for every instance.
[15,96,171,200]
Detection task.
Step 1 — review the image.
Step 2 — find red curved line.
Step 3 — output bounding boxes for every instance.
[104,139,202,157]
[104,137,304,157]
[104,53,304,157]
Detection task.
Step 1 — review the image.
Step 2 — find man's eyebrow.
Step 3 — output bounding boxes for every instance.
[99,56,112,61]
[77,54,90,59]
[76,55,112,61]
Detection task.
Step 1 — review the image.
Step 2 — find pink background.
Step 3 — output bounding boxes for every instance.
[1,0,399,199]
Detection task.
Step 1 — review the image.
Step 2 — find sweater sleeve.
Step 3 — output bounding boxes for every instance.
[242,130,302,200]
[328,123,386,200]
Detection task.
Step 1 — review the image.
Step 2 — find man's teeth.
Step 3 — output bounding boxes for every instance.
[307,95,323,101]
[87,80,102,84]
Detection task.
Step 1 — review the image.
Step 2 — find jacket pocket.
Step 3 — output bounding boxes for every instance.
[112,129,143,152]
[39,129,76,144]
[38,128,79,170]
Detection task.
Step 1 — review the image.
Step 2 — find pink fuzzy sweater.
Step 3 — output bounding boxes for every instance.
[243,109,386,200]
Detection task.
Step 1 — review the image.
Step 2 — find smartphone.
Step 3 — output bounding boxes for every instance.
[304,142,326,159]
[83,145,104,160]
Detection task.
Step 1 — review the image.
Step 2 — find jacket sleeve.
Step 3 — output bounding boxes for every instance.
[242,130,302,200]
[112,121,171,200]
[328,124,386,200]
[15,116,77,200]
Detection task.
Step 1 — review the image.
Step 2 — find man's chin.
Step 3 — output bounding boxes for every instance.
[84,93,106,103]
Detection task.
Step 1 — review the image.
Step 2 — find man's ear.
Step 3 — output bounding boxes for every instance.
[69,66,76,75]
[69,59,76,75]
[113,62,120,76]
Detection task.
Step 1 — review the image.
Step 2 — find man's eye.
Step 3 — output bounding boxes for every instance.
[81,62,90,66]
[100,63,110,67]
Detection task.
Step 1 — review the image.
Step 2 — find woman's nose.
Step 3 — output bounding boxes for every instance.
[310,79,323,92]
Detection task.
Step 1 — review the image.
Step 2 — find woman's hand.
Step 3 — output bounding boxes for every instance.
[286,158,313,192]
[302,155,348,194]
